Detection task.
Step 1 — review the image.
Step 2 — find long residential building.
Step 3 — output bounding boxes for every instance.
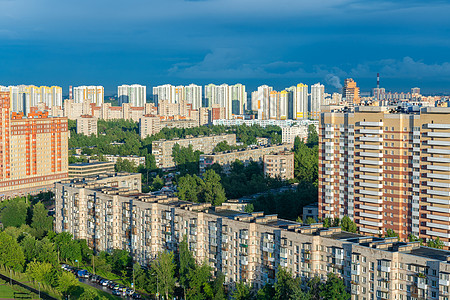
[0,85,62,114]
[318,106,450,246]
[152,134,237,169]
[0,92,68,199]
[199,144,292,173]
[56,172,450,299]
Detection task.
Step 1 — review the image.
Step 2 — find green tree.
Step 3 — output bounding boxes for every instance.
[232,281,253,300]
[408,234,423,245]
[427,237,445,249]
[385,229,399,240]
[0,231,25,271]
[202,169,227,206]
[340,216,357,233]
[115,158,138,173]
[79,288,98,300]
[26,261,55,286]
[21,235,38,262]
[244,203,254,213]
[56,271,79,297]
[256,283,275,300]
[319,273,350,300]
[110,249,131,273]
[187,262,213,300]
[274,267,305,300]
[306,124,318,147]
[35,237,58,265]
[31,202,53,238]
[305,217,316,225]
[151,175,164,191]
[1,200,29,228]
[151,251,176,300]
[54,232,82,263]
[179,236,196,298]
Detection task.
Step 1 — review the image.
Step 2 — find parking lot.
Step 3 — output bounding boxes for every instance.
[60,264,142,299]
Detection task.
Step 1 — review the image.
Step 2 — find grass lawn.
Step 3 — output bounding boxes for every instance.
[0,280,39,299]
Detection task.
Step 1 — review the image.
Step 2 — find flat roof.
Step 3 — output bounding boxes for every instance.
[408,247,450,262]
[69,162,115,167]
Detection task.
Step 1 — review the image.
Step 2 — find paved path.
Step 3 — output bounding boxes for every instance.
[0,272,56,300]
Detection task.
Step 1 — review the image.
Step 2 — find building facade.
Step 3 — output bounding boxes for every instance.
[68,162,115,179]
[318,106,450,246]
[74,86,104,106]
[263,151,295,180]
[76,115,98,136]
[199,144,292,174]
[152,134,237,169]
[118,84,147,107]
[55,173,450,299]
[0,92,68,199]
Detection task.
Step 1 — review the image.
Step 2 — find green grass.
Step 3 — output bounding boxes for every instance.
[0,279,39,299]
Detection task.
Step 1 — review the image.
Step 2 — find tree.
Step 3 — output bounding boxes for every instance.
[274,267,304,300]
[179,236,196,297]
[21,235,38,262]
[385,229,399,240]
[151,175,164,191]
[340,216,357,233]
[427,237,445,249]
[244,203,254,213]
[0,232,25,271]
[319,273,350,300]
[54,232,82,263]
[26,261,55,286]
[408,234,423,245]
[110,249,131,273]
[115,158,138,173]
[306,124,318,147]
[79,288,98,300]
[151,251,176,300]
[187,262,213,300]
[1,200,29,228]
[31,202,53,238]
[202,169,227,206]
[232,281,253,300]
[256,283,275,300]
[305,217,316,225]
[56,271,79,296]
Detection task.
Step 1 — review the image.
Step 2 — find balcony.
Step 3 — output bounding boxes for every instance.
[356,121,383,127]
[427,214,450,222]
[360,227,381,235]
[426,165,450,172]
[357,136,383,143]
[426,197,450,205]
[358,144,383,150]
[359,204,383,212]
[358,159,383,165]
[359,167,383,173]
[426,140,450,146]
[427,189,450,197]
[359,174,383,181]
[359,212,383,219]
[426,156,450,163]
[358,182,383,189]
[425,123,450,129]
[357,129,383,134]
[358,151,383,158]
[427,181,450,188]
[426,230,450,239]
[425,131,450,138]
[426,148,450,155]
[426,222,450,230]
[359,197,383,204]
[359,189,383,196]
[427,173,450,180]
[359,219,383,227]
[427,206,450,214]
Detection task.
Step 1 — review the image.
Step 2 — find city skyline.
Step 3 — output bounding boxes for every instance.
[1,0,450,94]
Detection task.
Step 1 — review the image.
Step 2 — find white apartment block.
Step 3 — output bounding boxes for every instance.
[139,116,161,139]
[74,86,104,106]
[55,173,450,299]
[1,85,63,114]
[310,83,324,120]
[118,84,147,107]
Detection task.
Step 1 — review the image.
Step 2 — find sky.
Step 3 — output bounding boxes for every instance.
[1,0,450,95]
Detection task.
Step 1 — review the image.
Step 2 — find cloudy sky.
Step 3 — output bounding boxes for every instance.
[1,0,449,95]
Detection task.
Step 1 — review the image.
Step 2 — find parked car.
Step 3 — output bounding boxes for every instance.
[132,293,142,299]
[112,289,121,296]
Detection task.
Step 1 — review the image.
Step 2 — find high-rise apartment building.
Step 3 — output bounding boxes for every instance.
[318,106,450,246]
[230,84,247,115]
[74,86,104,106]
[0,92,68,199]
[118,84,146,107]
[184,84,202,110]
[310,83,324,120]
[343,78,360,107]
[0,85,63,114]
[153,84,175,105]
[251,85,273,119]
[295,83,308,119]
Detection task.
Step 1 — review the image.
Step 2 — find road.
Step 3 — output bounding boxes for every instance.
[78,278,134,299]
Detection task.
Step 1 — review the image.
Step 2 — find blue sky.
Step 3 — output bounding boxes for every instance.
[1,0,450,95]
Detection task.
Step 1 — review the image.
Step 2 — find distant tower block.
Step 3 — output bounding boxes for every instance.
[69,86,73,100]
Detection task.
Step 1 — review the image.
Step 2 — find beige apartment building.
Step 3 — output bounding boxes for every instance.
[199,144,292,174]
[68,162,115,178]
[56,173,450,299]
[152,134,237,169]
[318,106,450,246]
[139,116,161,139]
[76,115,98,136]
[263,151,295,180]
[0,92,68,199]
